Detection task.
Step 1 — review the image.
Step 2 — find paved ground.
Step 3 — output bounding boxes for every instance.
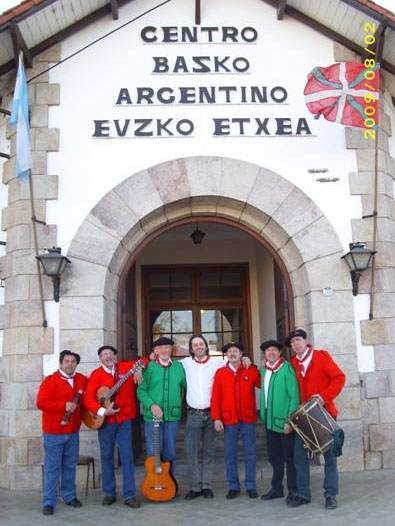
[2,463,395,526]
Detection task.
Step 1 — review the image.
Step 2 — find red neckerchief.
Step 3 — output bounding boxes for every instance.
[265,357,285,373]
[193,355,210,364]
[156,357,172,369]
[227,362,243,375]
[296,346,313,376]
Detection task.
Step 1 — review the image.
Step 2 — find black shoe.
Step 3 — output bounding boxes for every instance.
[202,489,214,498]
[261,489,284,500]
[124,497,141,508]
[185,490,202,500]
[102,496,116,506]
[66,498,82,508]
[286,493,296,505]
[325,496,337,509]
[247,489,258,499]
[289,496,311,507]
[226,490,240,500]
[42,506,54,516]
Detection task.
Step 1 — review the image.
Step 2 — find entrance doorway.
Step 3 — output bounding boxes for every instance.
[142,263,251,357]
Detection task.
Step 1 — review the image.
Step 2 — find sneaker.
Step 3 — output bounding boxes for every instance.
[124,497,141,508]
[102,496,116,506]
[288,496,311,507]
[42,506,54,516]
[325,496,337,509]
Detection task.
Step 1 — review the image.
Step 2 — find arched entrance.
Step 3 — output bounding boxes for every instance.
[62,156,361,467]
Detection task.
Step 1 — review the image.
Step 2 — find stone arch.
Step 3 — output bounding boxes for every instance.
[60,156,356,363]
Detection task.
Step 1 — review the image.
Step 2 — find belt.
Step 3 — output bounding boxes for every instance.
[187,406,210,414]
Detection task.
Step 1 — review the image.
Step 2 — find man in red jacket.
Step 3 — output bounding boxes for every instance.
[83,346,146,509]
[211,342,261,499]
[36,349,87,516]
[287,329,346,510]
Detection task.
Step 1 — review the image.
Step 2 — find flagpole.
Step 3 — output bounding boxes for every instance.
[368,101,379,321]
[28,169,48,327]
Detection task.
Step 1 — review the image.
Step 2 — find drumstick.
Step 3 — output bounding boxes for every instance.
[61,389,83,426]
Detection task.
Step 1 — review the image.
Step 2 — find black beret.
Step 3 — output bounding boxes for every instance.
[97,345,117,356]
[222,341,244,353]
[285,329,307,347]
[152,337,174,348]
[260,339,283,352]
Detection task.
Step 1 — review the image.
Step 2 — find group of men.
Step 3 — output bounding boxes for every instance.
[36,328,345,516]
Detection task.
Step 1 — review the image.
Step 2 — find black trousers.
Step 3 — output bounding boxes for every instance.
[266,428,296,495]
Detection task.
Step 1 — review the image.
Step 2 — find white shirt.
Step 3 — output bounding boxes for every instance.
[296,347,313,377]
[59,369,74,388]
[97,364,116,416]
[263,359,284,408]
[181,356,226,409]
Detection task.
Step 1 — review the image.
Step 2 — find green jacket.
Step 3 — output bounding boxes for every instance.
[137,360,186,422]
[259,361,300,433]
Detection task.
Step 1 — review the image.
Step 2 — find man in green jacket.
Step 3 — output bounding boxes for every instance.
[259,339,300,504]
[137,337,186,475]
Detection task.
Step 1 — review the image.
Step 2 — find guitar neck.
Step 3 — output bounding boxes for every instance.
[154,420,161,470]
[107,359,144,399]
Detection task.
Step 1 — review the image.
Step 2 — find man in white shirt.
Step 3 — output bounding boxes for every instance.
[182,335,250,500]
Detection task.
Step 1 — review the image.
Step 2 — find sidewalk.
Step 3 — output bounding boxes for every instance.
[1,463,395,526]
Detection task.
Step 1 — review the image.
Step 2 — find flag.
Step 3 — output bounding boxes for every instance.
[10,52,32,180]
[304,62,380,128]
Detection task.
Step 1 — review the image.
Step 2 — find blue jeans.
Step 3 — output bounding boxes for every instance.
[185,411,217,491]
[294,434,339,499]
[144,420,179,475]
[223,422,256,491]
[43,431,79,507]
[98,419,136,500]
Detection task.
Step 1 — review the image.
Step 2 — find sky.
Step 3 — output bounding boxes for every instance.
[0,0,395,15]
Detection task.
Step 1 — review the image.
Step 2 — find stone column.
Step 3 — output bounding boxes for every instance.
[0,45,60,489]
[334,43,395,470]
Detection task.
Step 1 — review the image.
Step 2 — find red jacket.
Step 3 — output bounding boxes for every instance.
[211,364,261,425]
[83,359,147,425]
[36,371,87,434]
[290,349,346,418]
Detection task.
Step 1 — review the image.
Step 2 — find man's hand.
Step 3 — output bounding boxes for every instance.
[150,404,163,418]
[241,356,251,369]
[65,402,77,413]
[133,370,143,385]
[283,423,293,435]
[214,419,224,432]
[149,351,156,361]
[312,394,324,406]
[104,402,120,416]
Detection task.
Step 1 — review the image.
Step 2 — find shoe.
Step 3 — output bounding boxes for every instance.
[247,489,258,499]
[42,506,54,516]
[288,496,311,507]
[185,490,202,500]
[325,496,338,509]
[202,488,214,498]
[286,493,295,505]
[124,497,141,508]
[66,498,82,508]
[102,496,116,506]
[226,490,240,499]
[261,489,284,500]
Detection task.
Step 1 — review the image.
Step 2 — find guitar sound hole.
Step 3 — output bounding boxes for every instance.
[155,467,162,474]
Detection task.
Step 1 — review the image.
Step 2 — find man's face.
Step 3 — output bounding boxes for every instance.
[226,346,242,365]
[264,346,281,365]
[155,344,172,362]
[99,349,117,368]
[290,336,308,356]
[60,355,78,376]
[190,337,207,359]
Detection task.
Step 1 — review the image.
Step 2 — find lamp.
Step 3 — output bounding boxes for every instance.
[190,223,205,245]
[341,242,376,296]
[36,247,71,302]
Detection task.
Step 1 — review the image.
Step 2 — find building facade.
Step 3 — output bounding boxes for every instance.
[0,0,395,489]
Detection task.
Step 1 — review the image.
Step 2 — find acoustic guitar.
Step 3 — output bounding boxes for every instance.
[81,359,145,430]
[141,416,177,502]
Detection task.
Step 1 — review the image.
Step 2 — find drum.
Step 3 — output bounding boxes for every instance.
[288,398,341,455]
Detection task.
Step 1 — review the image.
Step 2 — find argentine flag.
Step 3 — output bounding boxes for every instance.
[10,52,32,180]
